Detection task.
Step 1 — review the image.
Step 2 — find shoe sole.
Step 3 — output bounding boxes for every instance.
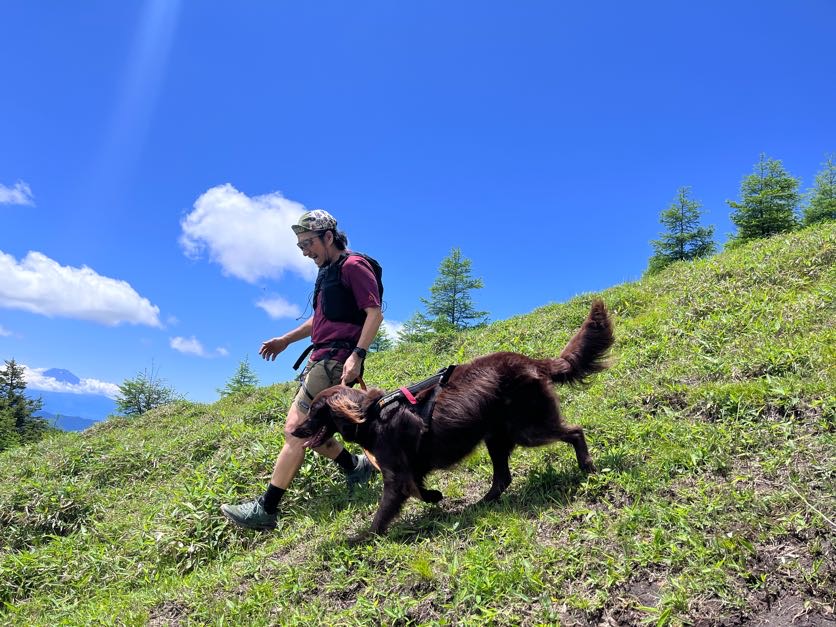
[220,505,277,531]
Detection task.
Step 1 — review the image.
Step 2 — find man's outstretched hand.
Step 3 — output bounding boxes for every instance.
[259,337,289,361]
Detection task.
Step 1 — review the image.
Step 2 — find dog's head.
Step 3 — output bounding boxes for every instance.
[292,385,384,448]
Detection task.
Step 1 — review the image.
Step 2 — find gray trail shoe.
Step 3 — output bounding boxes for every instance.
[346,453,375,493]
[220,498,277,530]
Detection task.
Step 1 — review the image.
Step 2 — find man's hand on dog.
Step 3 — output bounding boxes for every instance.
[341,352,363,386]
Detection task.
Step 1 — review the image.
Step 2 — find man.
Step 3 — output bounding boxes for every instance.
[221,209,383,530]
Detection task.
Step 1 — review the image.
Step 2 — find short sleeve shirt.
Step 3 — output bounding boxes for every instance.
[310,252,381,363]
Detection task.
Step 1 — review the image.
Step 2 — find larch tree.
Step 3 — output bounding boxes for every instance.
[802,154,836,226]
[727,153,801,245]
[647,186,716,274]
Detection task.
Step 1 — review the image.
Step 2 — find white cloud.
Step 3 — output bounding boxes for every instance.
[170,335,206,356]
[22,365,121,399]
[0,181,34,206]
[0,250,162,327]
[382,319,404,343]
[256,295,302,320]
[170,335,226,358]
[0,324,12,337]
[180,184,316,284]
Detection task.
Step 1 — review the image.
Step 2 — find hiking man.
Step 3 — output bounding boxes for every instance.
[221,209,383,530]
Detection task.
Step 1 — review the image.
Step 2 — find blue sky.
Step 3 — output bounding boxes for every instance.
[1,1,834,404]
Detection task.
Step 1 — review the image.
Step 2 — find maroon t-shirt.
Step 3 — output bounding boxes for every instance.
[310,253,381,363]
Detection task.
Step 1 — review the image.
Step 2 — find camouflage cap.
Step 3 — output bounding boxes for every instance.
[291,209,338,234]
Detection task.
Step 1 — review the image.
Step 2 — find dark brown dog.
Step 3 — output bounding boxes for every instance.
[292,299,614,534]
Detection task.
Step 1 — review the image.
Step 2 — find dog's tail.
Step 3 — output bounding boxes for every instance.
[548,299,614,385]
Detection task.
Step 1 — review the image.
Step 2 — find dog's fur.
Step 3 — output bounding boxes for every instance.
[292,299,614,534]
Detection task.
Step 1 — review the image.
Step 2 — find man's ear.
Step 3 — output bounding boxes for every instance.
[327,390,366,424]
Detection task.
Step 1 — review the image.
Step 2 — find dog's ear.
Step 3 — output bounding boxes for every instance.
[327,389,366,424]
[357,388,385,419]
[362,388,385,404]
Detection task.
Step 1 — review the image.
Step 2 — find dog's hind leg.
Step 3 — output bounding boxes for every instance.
[480,435,514,502]
[522,420,596,473]
[556,423,596,473]
[517,394,597,473]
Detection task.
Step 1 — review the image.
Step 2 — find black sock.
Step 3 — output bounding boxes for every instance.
[334,448,358,473]
[260,483,285,515]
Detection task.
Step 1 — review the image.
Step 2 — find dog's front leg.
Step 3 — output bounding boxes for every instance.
[370,478,410,534]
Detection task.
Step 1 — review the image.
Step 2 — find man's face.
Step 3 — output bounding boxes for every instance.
[296,231,328,267]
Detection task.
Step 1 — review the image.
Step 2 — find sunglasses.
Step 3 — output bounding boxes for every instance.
[297,234,323,251]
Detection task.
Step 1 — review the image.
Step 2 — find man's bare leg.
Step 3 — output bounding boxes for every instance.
[271,403,343,488]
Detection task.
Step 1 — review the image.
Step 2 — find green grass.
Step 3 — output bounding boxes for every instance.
[1,223,834,626]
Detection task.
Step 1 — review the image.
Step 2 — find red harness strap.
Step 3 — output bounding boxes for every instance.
[399,386,418,405]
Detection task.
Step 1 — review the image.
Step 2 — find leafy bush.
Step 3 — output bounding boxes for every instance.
[116,365,180,416]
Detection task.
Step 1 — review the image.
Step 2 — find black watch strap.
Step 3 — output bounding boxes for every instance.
[352,347,368,359]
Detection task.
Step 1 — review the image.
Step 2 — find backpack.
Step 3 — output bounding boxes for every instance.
[313,252,384,325]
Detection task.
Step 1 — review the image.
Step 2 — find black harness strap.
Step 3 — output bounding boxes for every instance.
[377,365,457,429]
[292,340,354,370]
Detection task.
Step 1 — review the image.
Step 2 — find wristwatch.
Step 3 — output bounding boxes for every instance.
[352,347,368,359]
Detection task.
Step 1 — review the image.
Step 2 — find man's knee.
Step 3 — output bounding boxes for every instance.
[283,404,308,440]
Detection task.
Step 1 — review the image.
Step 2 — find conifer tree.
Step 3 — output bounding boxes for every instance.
[727,154,800,244]
[0,358,49,451]
[647,187,716,274]
[421,248,488,331]
[398,312,434,343]
[0,404,15,451]
[802,154,836,226]
[218,356,260,397]
[369,326,394,352]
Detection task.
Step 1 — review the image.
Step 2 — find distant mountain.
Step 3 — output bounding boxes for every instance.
[27,368,118,431]
[42,368,81,385]
[37,410,99,432]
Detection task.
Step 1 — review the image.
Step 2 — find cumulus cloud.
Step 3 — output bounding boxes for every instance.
[170,336,226,358]
[180,184,316,283]
[382,319,404,343]
[22,365,121,399]
[0,181,34,206]
[0,250,162,327]
[170,336,205,356]
[256,295,302,320]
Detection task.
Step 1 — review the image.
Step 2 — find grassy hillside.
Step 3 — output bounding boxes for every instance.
[1,224,834,626]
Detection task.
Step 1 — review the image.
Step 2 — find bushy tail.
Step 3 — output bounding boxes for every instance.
[549,299,614,384]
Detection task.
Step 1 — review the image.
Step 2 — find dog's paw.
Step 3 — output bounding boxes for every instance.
[347,529,373,546]
[478,492,500,504]
[421,489,443,504]
[580,459,597,473]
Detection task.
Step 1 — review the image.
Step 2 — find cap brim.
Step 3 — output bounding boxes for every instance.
[291,225,311,234]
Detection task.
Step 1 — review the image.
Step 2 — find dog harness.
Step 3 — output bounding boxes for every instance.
[377,365,457,428]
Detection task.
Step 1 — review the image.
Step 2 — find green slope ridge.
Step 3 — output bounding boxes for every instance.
[1,223,834,626]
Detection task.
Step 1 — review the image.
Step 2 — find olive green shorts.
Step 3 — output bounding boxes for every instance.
[293,359,344,415]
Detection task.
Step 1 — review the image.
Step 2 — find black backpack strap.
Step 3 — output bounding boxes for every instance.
[292,344,316,370]
[292,340,356,370]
